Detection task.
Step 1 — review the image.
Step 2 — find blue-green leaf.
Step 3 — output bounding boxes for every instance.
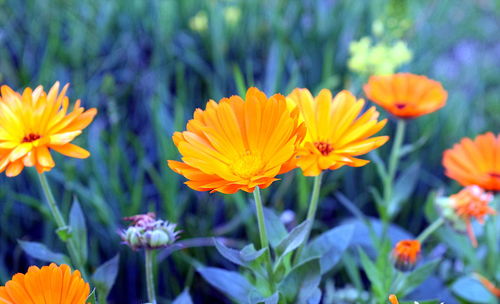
[395,260,440,296]
[276,220,311,257]
[172,289,193,304]
[299,224,354,274]
[92,255,120,302]
[18,240,69,265]
[278,259,321,304]
[69,197,88,263]
[388,162,420,217]
[198,267,257,303]
[451,275,495,303]
[263,208,287,248]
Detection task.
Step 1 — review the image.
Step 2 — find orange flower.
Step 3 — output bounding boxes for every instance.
[450,185,495,247]
[443,132,500,191]
[0,82,97,177]
[363,73,447,118]
[392,239,421,271]
[388,294,399,304]
[168,88,305,194]
[0,263,90,304]
[287,88,389,176]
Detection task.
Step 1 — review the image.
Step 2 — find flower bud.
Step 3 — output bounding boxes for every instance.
[119,213,180,250]
[392,239,421,272]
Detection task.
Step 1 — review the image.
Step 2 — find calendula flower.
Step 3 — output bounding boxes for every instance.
[120,212,181,250]
[450,186,495,247]
[363,73,447,118]
[443,132,500,191]
[0,263,90,304]
[392,239,421,271]
[287,89,389,176]
[168,87,305,193]
[0,82,97,177]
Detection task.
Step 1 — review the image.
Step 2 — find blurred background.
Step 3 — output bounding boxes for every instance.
[0,0,499,303]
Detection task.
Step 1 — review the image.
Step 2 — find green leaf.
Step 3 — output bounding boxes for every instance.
[396,260,440,297]
[92,255,120,302]
[213,239,267,277]
[172,289,193,304]
[248,292,279,304]
[263,208,287,248]
[299,224,354,274]
[69,197,88,263]
[276,220,311,257]
[388,162,419,217]
[358,249,385,300]
[198,267,257,303]
[451,275,495,303]
[18,240,70,264]
[278,259,321,304]
[56,226,72,242]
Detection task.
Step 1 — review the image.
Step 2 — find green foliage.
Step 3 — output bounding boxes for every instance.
[92,255,120,303]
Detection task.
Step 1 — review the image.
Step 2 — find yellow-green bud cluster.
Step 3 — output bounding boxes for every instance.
[120,214,180,250]
[348,37,413,76]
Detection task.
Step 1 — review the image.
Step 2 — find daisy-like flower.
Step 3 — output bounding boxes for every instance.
[449,185,495,247]
[168,88,305,194]
[392,239,421,271]
[286,88,389,176]
[363,73,447,119]
[443,132,500,191]
[0,263,90,304]
[0,82,97,177]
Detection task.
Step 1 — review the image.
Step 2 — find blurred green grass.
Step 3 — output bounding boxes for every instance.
[0,0,499,302]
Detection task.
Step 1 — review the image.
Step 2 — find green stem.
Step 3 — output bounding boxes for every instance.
[304,173,323,242]
[383,119,406,205]
[37,173,89,280]
[416,217,445,243]
[145,249,156,304]
[253,187,275,291]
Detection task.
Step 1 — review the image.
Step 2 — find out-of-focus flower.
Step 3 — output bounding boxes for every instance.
[189,11,208,32]
[437,186,495,247]
[168,87,305,193]
[120,213,180,250]
[287,89,389,176]
[443,132,500,191]
[392,239,421,271]
[474,273,500,298]
[223,6,241,27]
[348,37,412,76]
[364,73,447,119]
[0,263,90,304]
[0,82,97,177]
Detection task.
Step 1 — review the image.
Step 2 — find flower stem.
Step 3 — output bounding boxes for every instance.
[37,173,89,280]
[253,187,275,291]
[383,119,406,206]
[304,172,323,242]
[145,249,156,304]
[416,217,445,243]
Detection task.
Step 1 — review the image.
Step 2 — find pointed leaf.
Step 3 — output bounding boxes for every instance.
[92,255,120,301]
[18,240,69,264]
[69,197,88,263]
[278,259,321,304]
[263,208,287,248]
[276,220,311,257]
[198,267,257,303]
[172,289,193,304]
[388,162,419,217]
[396,260,439,296]
[451,275,495,303]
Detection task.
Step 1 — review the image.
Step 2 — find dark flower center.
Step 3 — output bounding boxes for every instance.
[395,103,407,109]
[22,133,41,143]
[314,142,334,156]
[490,172,500,179]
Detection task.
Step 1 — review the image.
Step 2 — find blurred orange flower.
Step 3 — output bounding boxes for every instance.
[287,88,388,176]
[363,73,447,118]
[168,88,305,194]
[443,132,500,191]
[0,263,90,304]
[0,82,97,177]
[450,185,495,247]
[392,239,421,271]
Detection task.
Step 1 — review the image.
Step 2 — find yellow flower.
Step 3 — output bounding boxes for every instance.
[0,82,97,177]
[287,89,389,176]
[0,263,90,304]
[168,87,305,194]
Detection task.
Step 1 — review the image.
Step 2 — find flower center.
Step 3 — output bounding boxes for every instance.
[22,133,41,143]
[314,142,334,156]
[395,103,407,109]
[230,152,264,179]
[490,172,500,179]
